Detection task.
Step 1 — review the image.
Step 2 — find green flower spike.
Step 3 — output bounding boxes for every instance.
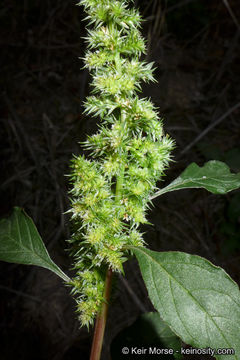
[69,0,174,327]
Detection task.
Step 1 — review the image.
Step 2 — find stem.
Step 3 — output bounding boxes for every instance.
[90,268,113,360]
[90,109,125,360]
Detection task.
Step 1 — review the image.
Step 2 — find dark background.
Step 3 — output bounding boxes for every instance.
[0,0,240,359]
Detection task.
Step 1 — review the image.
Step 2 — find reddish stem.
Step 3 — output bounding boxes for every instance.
[90,268,113,360]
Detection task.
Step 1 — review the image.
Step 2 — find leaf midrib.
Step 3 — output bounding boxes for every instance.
[168,276,199,344]
[154,173,240,198]
[4,232,52,264]
[136,248,236,356]
[138,259,240,307]
[166,175,238,191]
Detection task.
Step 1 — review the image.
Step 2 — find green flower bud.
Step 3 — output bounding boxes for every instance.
[84,226,106,245]
[129,229,145,247]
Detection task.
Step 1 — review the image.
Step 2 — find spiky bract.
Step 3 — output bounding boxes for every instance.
[69,0,174,326]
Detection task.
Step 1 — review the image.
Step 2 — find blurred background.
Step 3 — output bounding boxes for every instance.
[0,0,240,359]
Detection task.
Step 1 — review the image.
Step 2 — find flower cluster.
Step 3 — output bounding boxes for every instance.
[69,0,174,327]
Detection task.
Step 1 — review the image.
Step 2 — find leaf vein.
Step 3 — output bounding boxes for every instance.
[136,248,235,350]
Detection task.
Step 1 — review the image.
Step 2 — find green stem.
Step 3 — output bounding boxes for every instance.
[90,268,113,360]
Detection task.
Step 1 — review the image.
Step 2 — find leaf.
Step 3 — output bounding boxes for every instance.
[140,312,182,358]
[0,207,70,282]
[150,161,240,200]
[111,312,182,359]
[131,247,240,360]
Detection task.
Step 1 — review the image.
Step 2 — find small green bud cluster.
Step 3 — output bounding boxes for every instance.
[69,0,174,327]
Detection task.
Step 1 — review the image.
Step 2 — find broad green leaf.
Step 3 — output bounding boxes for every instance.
[150,161,240,200]
[0,207,70,282]
[131,247,240,360]
[111,312,182,359]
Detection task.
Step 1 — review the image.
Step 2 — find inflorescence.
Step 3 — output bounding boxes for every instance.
[68,0,174,327]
